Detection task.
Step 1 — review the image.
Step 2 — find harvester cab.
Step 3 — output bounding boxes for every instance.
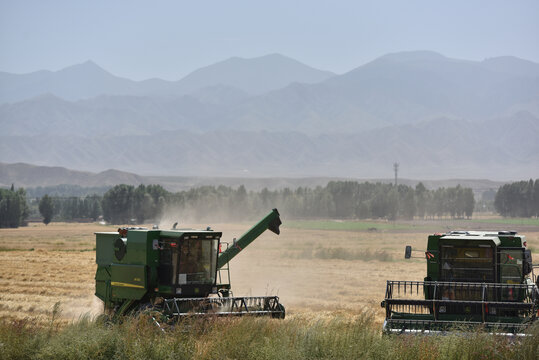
[382,231,539,335]
[95,209,285,321]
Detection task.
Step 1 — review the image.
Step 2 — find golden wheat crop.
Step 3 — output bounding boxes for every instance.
[1,221,537,327]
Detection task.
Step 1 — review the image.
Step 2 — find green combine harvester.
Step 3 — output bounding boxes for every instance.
[381,230,539,335]
[95,209,285,321]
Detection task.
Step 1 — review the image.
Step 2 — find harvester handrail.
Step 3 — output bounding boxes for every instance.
[385,280,537,299]
[383,280,538,327]
[386,298,535,305]
[385,280,537,301]
[386,280,536,289]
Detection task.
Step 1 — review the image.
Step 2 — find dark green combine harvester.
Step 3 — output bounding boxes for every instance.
[95,209,285,321]
[382,231,539,335]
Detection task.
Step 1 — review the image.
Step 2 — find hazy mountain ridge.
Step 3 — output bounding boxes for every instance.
[0,54,335,104]
[0,93,221,136]
[1,51,538,180]
[252,51,539,131]
[158,53,336,96]
[2,51,538,137]
[0,61,140,104]
[0,162,507,194]
[0,162,144,188]
[1,112,537,180]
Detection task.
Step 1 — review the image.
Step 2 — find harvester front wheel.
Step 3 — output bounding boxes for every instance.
[271,303,285,319]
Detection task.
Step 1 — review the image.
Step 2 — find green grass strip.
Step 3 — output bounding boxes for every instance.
[467,218,539,226]
[284,220,427,231]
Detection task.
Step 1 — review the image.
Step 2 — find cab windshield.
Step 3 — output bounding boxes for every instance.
[158,237,218,286]
[178,238,218,285]
[440,245,495,282]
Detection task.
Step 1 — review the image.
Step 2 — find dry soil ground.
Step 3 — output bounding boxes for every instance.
[1,220,537,327]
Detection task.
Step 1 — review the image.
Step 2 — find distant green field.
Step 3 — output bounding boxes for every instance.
[283,220,427,231]
[283,218,539,232]
[469,218,539,226]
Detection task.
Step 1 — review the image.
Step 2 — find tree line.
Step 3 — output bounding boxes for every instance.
[494,179,539,218]
[8,178,539,228]
[37,181,474,224]
[0,181,481,227]
[37,194,102,225]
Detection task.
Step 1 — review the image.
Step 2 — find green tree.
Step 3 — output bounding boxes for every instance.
[0,186,28,228]
[494,179,538,218]
[133,185,148,223]
[102,184,135,224]
[387,187,399,220]
[327,181,357,218]
[398,185,416,220]
[415,182,427,219]
[39,194,54,225]
[463,188,475,219]
[88,195,102,221]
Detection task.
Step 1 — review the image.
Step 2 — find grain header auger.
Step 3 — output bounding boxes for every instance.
[95,208,285,322]
[381,231,539,335]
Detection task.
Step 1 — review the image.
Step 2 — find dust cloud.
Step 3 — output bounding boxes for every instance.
[156,207,233,231]
[61,296,103,320]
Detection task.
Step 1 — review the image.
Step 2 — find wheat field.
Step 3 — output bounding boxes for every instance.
[0,220,537,327]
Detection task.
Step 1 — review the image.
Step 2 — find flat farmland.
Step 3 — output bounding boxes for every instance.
[1,219,538,327]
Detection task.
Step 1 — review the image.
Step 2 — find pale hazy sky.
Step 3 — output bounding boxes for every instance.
[1,1,538,80]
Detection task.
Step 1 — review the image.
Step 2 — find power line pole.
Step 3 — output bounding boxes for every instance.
[394,163,399,186]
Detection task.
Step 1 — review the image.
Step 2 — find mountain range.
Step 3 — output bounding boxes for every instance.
[0,54,334,104]
[0,162,144,188]
[1,51,538,180]
[1,111,537,179]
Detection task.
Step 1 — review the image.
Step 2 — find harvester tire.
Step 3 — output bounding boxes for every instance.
[272,303,286,319]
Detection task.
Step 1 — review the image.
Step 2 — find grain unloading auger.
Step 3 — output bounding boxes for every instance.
[95,209,285,322]
[381,231,539,335]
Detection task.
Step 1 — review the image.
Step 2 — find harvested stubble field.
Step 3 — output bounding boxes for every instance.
[1,219,538,325]
[0,221,430,325]
[1,219,538,359]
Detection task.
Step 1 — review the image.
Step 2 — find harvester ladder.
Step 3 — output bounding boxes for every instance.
[217,242,231,290]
